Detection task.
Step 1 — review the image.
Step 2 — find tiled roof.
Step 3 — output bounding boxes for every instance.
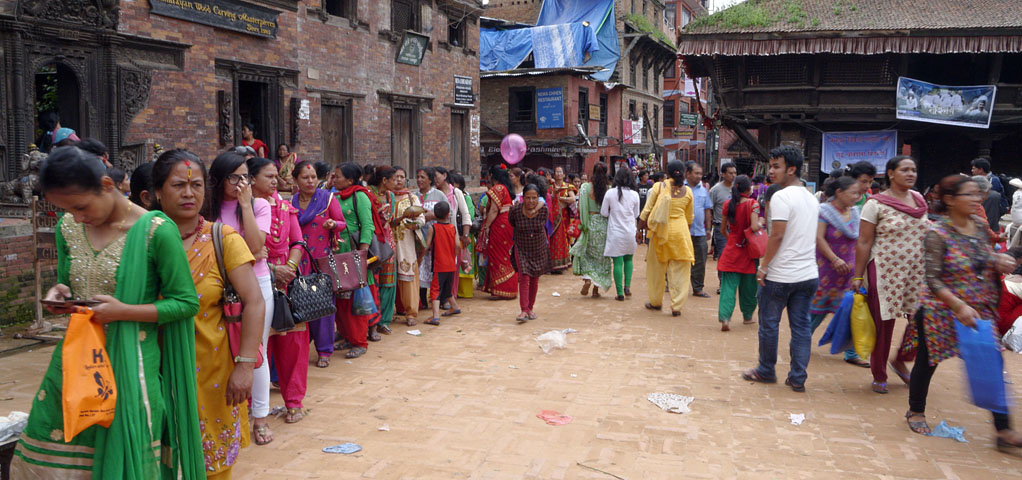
[683,0,1022,36]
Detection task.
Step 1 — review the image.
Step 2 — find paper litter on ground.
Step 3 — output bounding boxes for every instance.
[928,421,968,442]
[536,410,573,425]
[406,329,422,336]
[378,425,390,431]
[323,443,362,454]
[562,328,579,334]
[647,393,694,414]
[552,292,561,297]
[536,330,567,353]
[789,413,805,425]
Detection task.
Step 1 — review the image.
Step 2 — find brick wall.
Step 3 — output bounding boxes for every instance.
[118,0,483,179]
[483,0,542,24]
[0,220,56,326]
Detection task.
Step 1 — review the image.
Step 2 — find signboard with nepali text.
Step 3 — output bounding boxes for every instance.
[454,76,474,105]
[896,77,996,129]
[822,130,898,175]
[149,0,279,38]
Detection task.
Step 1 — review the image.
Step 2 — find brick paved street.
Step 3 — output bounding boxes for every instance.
[3,245,1021,479]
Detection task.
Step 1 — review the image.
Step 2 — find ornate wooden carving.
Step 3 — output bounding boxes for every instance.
[289,97,299,145]
[118,68,151,138]
[218,90,233,147]
[17,0,120,30]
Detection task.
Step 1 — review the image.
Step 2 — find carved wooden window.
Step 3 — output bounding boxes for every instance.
[628,100,636,121]
[653,105,659,140]
[392,0,420,32]
[599,93,608,136]
[577,87,589,135]
[664,100,675,128]
[643,62,649,91]
[665,58,675,78]
[630,54,638,86]
[325,0,356,19]
[450,111,469,173]
[508,87,536,135]
[448,15,467,47]
[746,56,809,86]
[822,55,895,86]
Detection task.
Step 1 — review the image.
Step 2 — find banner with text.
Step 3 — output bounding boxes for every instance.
[896,77,996,129]
[150,0,279,38]
[822,130,898,174]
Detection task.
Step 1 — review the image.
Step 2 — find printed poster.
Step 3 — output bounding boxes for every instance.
[822,130,898,175]
[896,77,995,129]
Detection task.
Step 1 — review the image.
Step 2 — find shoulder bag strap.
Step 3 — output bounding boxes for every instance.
[211,222,231,288]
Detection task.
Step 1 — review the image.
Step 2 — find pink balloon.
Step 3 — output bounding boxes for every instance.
[500,134,527,165]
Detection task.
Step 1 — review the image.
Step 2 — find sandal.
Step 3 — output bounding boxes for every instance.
[368,329,382,342]
[270,381,280,391]
[516,313,529,324]
[721,322,730,332]
[441,309,462,317]
[406,317,418,327]
[624,287,632,297]
[890,361,911,385]
[424,318,440,326]
[741,369,777,384]
[377,324,392,335]
[693,291,711,298]
[580,281,591,296]
[845,358,870,368]
[905,411,931,435]
[345,346,367,359]
[996,430,1022,453]
[872,382,888,394]
[334,339,354,351]
[285,408,306,424]
[316,356,330,368]
[644,302,661,311]
[592,287,600,298]
[672,310,681,317]
[253,422,273,445]
[784,378,806,393]
[527,311,537,320]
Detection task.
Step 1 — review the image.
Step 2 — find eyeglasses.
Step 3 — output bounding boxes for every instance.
[226,174,253,185]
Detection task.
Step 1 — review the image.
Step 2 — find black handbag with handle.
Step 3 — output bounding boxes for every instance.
[270,286,296,332]
[287,242,337,324]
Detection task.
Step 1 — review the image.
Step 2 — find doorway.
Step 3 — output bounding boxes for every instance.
[238,80,270,149]
[392,107,416,172]
[322,103,352,165]
[34,63,82,143]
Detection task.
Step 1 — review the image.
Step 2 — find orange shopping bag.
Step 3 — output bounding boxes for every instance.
[61,308,116,442]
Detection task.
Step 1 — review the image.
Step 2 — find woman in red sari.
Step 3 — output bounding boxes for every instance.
[548,166,575,272]
[481,165,518,298]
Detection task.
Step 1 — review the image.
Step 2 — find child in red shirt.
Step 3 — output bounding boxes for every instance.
[425,201,461,325]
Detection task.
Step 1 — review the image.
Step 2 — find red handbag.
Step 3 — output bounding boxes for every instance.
[566,218,582,240]
[744,227,767,259]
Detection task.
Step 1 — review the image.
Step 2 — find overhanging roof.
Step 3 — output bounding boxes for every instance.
[481,66,607,78]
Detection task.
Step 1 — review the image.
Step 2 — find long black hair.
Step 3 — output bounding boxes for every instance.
[247,156,275,178]
[368,165,396,187]
[666,160,685,186]
[36,111,60,153]
[725,174,752,225]
[613,166,635,201]
[206,151,249,224]
[129,162,154,208]
[106,167,127,185]
[526,173,548,200]
[39,146,106,194]
[591,162,608,206]
[336,162,363,185]
[489,165,513,194]
[292,160,315,179]
[151,149,205,212]
[825,176,857,199]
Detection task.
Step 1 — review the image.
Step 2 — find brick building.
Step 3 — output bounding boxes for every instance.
[0,0,483,325]
[485,0,676,173]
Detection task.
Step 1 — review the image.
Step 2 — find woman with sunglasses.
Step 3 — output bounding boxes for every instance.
[208,152,276,446]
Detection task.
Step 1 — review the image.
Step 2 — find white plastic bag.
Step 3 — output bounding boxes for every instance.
[536,330,567,354]
[0,411,29,443]
[1003,316,1022,353]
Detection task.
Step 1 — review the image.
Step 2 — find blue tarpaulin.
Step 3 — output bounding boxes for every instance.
[537,0,619,81]
[480,0,618,80]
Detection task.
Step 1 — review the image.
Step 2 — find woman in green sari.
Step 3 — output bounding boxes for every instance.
[570,162,613,297]
[12,146,203,479]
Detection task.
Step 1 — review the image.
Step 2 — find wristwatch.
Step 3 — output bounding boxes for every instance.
[234,356,258,364]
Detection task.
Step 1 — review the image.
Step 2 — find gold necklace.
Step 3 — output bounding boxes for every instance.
[114,201,132,231]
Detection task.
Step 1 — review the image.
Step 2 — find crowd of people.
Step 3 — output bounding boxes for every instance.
[10,129,1022,478]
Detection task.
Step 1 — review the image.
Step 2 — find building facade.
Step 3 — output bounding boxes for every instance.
[661,0,708,167]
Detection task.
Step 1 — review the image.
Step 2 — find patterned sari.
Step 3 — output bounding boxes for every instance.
[481,184,517,298]
[548,182,573,271]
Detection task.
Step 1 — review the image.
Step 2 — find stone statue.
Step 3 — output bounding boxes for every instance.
[0,145,45,204]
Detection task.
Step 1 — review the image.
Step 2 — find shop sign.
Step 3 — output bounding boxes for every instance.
[537,88,564,129]
[454,76,474,105]
[672,129,693,138]
[679,113,699,127]
[149,0,280,38]
[588,104,601,120]
[397,31,430,65]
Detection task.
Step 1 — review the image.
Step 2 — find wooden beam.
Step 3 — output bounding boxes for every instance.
[621,36,641,59]
[726,121,771,160]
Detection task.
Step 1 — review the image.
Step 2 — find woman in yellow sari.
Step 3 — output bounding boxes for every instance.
[391,167,426,324]
[638,160,695,316]
[151,149,266,479]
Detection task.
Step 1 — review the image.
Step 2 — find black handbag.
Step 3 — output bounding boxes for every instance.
[287,243,337,324]
[270,286,295,332]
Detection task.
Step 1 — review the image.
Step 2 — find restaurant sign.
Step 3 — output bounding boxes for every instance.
[454,76,474,105]
[150,0,279,38]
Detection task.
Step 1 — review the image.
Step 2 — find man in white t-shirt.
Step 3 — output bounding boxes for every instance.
[741,145,819,393]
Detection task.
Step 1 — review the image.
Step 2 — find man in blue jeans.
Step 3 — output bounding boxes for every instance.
[742,145,819,392]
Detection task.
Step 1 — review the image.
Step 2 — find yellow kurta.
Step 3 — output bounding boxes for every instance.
[639,179,695,311]
[188,223,254,476]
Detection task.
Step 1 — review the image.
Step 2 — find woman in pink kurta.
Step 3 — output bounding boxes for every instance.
[250,157,311,423]
[291,161,346,368]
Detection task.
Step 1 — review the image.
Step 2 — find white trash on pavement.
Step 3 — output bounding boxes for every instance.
[647,393,694,414]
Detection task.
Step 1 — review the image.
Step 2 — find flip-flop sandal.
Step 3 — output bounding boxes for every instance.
[890,362,911,385]
[845,358,871,368]
[527,312,537,320]
[693,291,711,298]
[424,318,440,326]
[345,347,367,359]
[872,381,888,394]
[905,411,930,435]
[285,408,307,424]
[516,313,529,324]
[406,317,418,326]
[334,340,354,351]
[441,309,462,317]
[253,424,273,445]
[316,356,330,368]
[741,369,777,384]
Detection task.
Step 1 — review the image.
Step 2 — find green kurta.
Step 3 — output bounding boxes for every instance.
[334,190,376,286]
[13,212,202,479]
[569,182,613,290]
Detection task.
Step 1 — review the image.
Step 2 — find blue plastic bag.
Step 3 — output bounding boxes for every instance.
[955,319,1009,414]
[351,286,378,316]
[818,291,854,354]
